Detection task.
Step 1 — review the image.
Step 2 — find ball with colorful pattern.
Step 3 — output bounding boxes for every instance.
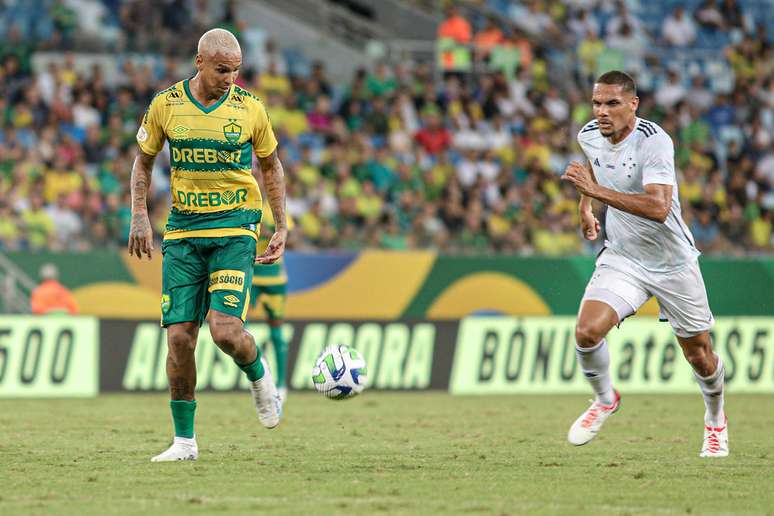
[311,345,368,400]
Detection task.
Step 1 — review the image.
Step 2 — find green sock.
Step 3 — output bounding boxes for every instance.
[270,326,288,388]
[170,400,196,439]
[236,345,265,381]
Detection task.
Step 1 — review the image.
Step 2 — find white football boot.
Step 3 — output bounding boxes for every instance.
[700,417,729,458]
[568,390,621,446]
[249,358,282,428]
[151,436,198,462]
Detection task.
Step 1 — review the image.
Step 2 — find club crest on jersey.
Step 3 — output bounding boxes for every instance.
[161,294,171,314]
[223,120,242,144]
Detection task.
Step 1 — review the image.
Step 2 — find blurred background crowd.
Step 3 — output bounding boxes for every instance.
[0,0,772,256]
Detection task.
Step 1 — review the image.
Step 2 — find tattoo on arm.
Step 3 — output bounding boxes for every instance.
[129,152,156,250]
[131,152,155,214]
[258,150,287,231]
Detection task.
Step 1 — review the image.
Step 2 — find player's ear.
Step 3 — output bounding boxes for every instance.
[194,54,203,71]
[631,95,639,111]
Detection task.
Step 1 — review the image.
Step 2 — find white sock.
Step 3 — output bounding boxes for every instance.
[174,435,197,446]
[694,354,725,427]
[576,338,615,406]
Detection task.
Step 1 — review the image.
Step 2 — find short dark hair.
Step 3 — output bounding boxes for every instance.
[595,70,637,96]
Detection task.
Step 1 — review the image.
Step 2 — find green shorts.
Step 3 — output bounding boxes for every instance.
[161,235,256,326]
[250,283,287,321]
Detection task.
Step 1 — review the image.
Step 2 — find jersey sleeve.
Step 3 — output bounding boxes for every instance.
[641,132,676,186]
[252,100,278,158]
[576,131,589,160]
[136,95,166,156]
[576,120,597,160]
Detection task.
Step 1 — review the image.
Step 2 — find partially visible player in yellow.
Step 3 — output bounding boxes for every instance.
[128,28,289,462]
[251,205,295,406]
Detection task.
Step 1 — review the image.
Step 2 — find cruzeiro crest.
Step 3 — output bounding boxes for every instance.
[223,119,242,144]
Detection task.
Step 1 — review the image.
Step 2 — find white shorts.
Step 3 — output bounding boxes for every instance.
[582,249,714,338]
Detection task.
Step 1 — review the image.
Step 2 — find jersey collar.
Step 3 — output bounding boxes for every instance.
[183,79,231,114]
[605,118,640,150]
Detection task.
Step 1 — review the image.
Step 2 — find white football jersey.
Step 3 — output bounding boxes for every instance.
[577,117,699,272]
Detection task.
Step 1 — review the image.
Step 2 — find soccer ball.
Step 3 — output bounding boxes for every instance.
[311,345,368,400]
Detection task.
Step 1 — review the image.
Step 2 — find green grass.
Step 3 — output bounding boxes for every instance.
[0,393,771,515]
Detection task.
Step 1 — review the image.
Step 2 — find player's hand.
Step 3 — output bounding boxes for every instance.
[580,209,600,240]
[255,228,287,264]
[128,211,154,260]
[562,161,598,197]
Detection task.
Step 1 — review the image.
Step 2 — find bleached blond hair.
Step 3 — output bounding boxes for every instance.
[197,28,241,57]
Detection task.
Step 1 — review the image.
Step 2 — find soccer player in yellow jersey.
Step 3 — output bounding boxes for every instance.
[128,28,288,462]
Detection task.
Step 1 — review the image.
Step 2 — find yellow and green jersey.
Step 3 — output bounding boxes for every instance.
[253,207,295,286]
[136,79,277,240]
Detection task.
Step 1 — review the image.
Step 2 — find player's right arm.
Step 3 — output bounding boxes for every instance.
[569,161,600,240]
[128,151,156,259]
[128,95,166,260]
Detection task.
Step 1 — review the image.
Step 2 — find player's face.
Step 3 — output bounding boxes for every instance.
[591,83,638,139]
[196,51,241,98]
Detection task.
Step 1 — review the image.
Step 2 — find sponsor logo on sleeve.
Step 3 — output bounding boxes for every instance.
[136,126,148,142]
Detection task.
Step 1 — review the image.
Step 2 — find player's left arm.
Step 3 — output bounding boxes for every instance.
[255,150,288,264]
[252,97,287,264]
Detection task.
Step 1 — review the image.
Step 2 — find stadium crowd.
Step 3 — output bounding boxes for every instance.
[0,0,772,255]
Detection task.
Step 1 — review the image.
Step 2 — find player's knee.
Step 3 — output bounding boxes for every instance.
[681,342,711,369]
[575,322,604,348]
[167,331,196,363]
[210,324,241,355]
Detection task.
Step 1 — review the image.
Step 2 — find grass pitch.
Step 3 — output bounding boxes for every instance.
[0,392,771,515]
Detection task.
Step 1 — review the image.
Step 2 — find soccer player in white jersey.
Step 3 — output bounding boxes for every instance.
[561,71,728,457]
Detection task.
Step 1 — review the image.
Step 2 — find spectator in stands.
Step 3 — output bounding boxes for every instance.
[655,70,687,109]
[473,16,504,59]
[415,110,451,155]
[606,0,644,38]
[691,204,722,252]
[567,9,599,42]
[663,6,697,47]
[686,76,715,111]
[367,63,398,98]
[31,263,79,315]
[577,29,605,84]
[694,0,725,32]
[750,209,773,250]
[606,22,647,72]
[0,201,21,250]
[510,0,558,39]
[46,193,83,251]
[720,0,744,31]
[437,5,472,44]
[21,193,54,250]
[258,39,287,76]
